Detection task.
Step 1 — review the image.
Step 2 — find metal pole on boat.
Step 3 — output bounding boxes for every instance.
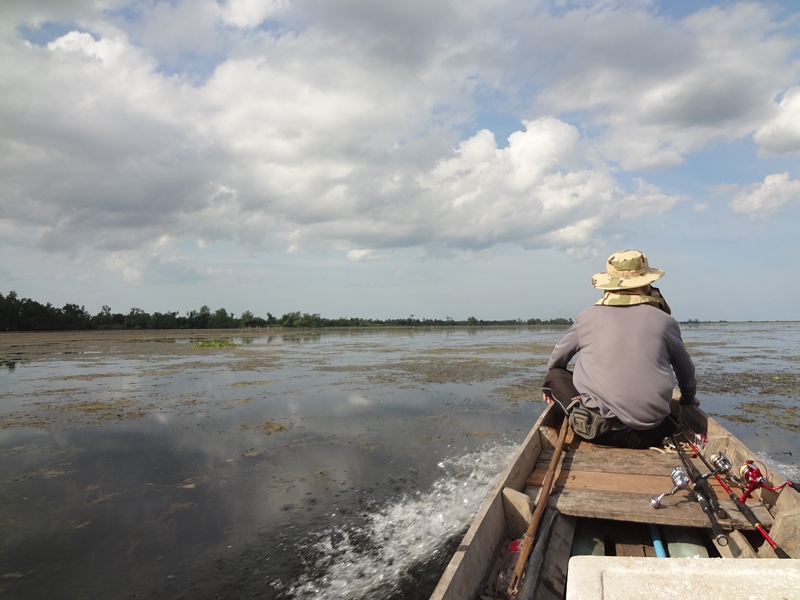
[506,416,569,598]
[677,430,792,559]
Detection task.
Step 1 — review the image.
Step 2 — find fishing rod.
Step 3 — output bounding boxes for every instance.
[652,462,728,546]
[676,426,794,558]
[670,434,729,520]
[650,435,728,546]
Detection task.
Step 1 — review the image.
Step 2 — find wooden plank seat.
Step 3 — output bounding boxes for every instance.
[525,439,774,531]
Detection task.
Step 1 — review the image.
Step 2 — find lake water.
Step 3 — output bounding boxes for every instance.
[1,324,798,599]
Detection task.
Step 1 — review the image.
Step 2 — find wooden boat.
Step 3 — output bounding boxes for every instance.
[430,399,800,599]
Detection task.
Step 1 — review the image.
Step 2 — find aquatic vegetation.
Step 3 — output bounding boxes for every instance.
[191,340,236,348]
[699,370,800,397]
[229,380,274,387]
[735,400,800,433]
[469,430,502,438]
[419,342,555,355]
[262,421,287,434]
[493,377,542,403]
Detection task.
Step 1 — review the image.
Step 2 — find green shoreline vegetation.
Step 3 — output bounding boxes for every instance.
[1,290,573,332]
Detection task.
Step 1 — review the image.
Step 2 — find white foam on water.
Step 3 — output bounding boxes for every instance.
[754,451,800,482]
[280,441,517,599]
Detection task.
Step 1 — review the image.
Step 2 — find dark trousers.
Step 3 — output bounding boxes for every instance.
[543,367,676,450]
[542,367,581,411]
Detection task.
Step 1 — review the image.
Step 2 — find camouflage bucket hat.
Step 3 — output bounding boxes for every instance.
[591,250,664,290]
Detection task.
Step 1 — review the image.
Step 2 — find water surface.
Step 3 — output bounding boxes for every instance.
[1,324,798,599]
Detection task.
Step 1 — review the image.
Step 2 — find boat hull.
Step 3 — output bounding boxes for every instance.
[430,401,800,600]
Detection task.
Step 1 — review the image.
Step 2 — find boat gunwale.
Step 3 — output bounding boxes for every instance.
[428,405,557,600]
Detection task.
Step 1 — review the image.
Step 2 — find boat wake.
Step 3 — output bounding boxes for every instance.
[276,442,517,600]
[756,451,800,481]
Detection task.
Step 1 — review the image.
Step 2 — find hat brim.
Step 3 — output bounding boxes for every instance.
[592,268,664,290]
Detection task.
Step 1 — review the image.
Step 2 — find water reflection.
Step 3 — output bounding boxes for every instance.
[1,329,548,599]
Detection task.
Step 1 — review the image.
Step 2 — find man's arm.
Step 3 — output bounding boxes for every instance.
[667,323,697,404]
[542,323,581,404]
[547,323,580,370]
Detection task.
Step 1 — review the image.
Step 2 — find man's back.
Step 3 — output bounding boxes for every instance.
[553,304,694,429]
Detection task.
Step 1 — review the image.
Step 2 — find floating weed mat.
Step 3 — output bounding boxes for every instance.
[384,357,521,385]
[418,342,556,355]
[390,360,490,384]
[2,398,149,429]
[228,356,284,371]
[191,340,236,348]
[700,370,800,398]
[229,380,274,387]
[238,420,291,434]
[469,430,502,438]
[492,376,543,403]
[318,355,537,388]
[47,372,133,381]
[261,421,287,434]
[52,399,139,413]
[50,399,149,426]
[728,399,800,433]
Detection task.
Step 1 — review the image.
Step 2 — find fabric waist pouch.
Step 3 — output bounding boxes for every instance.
[568,403,626,440]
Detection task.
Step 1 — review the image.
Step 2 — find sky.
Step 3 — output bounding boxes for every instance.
[1,0,799,323]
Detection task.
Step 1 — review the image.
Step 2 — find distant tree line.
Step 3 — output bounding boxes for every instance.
[0,290,573,332]
[680,319,728,325]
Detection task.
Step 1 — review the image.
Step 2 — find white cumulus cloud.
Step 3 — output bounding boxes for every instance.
[753,86,800,155]
[729,173,800,218]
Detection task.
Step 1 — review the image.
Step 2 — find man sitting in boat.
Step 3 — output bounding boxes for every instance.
[542,249,697,449]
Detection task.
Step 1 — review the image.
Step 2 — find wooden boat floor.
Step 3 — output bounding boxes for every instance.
[525,433,773,531]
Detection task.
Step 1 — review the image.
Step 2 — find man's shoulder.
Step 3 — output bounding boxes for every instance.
[583,303,678,325]
[575,304,602,321]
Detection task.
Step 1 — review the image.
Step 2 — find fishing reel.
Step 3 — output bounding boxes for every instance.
[739,460,765,488]
[694,452,732,484]
[650,466,692,509]
[709,452,732,476]
[735,459,797,502]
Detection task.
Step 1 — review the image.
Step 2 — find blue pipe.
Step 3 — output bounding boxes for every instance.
[649,523,668,558]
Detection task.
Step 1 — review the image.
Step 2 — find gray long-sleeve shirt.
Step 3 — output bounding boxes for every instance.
[547,304,696,430]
